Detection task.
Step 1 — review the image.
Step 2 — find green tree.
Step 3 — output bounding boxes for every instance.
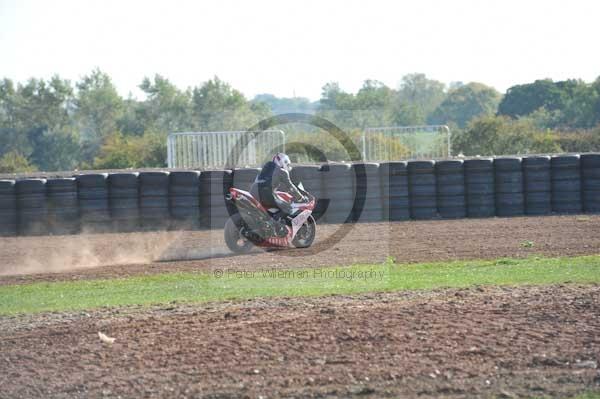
[0,127,31,159]
[0,76,77,171]
[560,80,599,128]
[453,115,562,156]
[93,131,166,169]
[592,76,600,127]
[74,69,124,162]
[354,80,393,109]
[0,81,30,160]
[0,150,36,173]
[502,79,589,120]
[498,79,565,118]
[317,82,357,131]
[317,80,398,129]
[138,74,192,133]
[519,107,562,130]
[191,76,270,131]
[0,79,19,129]
[28,128,81,171]
[499,78,600,129]
[117,96,146,136]
[14,76,73,132]
[252,94,317,114]
[429,82,501,128]
[557,127,600,153]
[318,82,356,111]
[393,73,446,124]
[353,80,395,127]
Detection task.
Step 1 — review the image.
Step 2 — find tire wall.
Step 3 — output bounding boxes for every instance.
[199,170,233,229]
[408,161,437,220]
[232,168,260,193]
[494,157,524,217]
[108,173,140,232]
[464,159,495,218]
[523,156,551,215]
[139,172,170,231]
[290,165,327,221]
[77,173,110,233]
[0,180,17,236]
[581,154,600,213]
[47,178,79,234]
[169,171,200,230]
[551,155,582,213]
[436,160,466,219]
[15,179,48,235]
[351,163,383,222]
[380,162,410,221]
[1,153,599,237]
[321,164,354,223]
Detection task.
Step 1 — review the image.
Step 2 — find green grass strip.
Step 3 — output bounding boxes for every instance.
[571,392,600,399]
[1,255,600,315]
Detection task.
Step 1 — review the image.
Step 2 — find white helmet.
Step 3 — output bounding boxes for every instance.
[273,153,292,171]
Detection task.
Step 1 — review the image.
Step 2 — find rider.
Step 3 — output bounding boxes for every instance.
[250,153,306,218]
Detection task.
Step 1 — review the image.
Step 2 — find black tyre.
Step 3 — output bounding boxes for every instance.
[292,215,316,248]
[224,214,253,254]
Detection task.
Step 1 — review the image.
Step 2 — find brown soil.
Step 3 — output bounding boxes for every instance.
[1,215,600,286]
[1,285,599,398]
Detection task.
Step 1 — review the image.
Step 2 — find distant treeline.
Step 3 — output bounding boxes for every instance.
[1,71,599,173]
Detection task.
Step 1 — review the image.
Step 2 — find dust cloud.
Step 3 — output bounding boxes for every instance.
[0,230,218,276]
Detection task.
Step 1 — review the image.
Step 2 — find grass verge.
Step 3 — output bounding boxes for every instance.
[572,393,600,399]
[1,255,600,315]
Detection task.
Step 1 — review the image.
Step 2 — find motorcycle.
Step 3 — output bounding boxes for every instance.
[224,183,317,254]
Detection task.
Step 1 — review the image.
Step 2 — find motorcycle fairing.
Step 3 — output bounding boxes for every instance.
[226,187,315,248]
[291,210,311,237]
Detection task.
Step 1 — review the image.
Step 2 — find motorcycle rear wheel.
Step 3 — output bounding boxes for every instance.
[292,215,316,248]
[224,214,254,254]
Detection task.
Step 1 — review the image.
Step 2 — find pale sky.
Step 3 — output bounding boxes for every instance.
[1,0,599,101]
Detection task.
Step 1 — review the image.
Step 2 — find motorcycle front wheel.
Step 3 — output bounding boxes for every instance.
[224,214,254,254]
[292,215,316,248]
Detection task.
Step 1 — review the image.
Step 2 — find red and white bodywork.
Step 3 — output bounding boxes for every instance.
[226,187,316,249]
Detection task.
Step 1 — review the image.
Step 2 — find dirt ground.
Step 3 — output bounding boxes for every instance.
[1,216,600,398]
[1,215,600,285]
[1,285,599,398]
